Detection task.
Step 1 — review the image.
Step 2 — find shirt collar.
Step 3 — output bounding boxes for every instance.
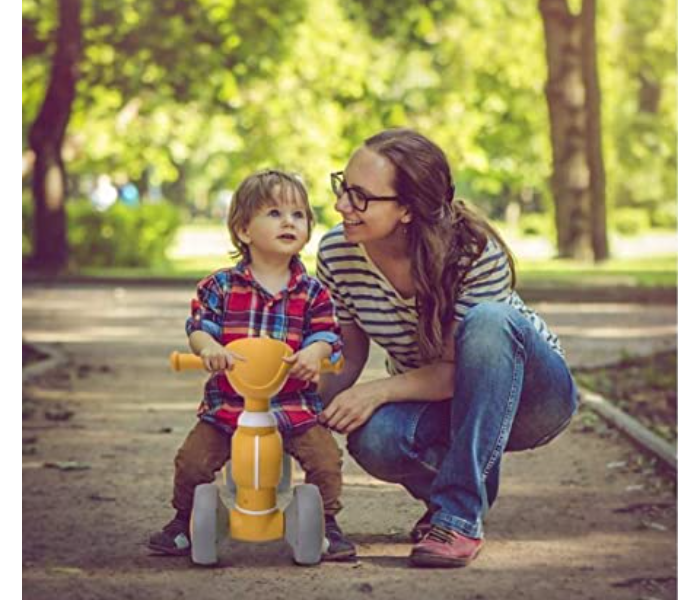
[231,255,308,294]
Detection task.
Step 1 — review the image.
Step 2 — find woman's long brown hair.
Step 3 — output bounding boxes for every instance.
[364,128,517,361]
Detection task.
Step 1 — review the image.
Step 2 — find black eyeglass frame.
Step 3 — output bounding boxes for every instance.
[330,171,400,213]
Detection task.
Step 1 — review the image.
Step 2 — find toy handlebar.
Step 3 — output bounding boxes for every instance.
[169,351,344,374]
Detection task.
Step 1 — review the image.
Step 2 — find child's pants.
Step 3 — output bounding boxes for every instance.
[171,420,343,517]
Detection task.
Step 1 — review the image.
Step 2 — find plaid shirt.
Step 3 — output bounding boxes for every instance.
[185,256,342,436]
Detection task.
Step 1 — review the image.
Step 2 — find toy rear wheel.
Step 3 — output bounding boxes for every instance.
[278,453,293,493]
[283,484,324,566]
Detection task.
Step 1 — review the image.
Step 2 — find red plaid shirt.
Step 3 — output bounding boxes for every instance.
[186,256,342,435]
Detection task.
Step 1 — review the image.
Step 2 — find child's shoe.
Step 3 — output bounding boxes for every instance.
[322,515,357,561]
[147,513,191,556]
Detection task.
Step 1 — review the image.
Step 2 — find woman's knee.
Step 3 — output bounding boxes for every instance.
[347,409,412,482]
[456,302,518,335]
[455,303,524,355]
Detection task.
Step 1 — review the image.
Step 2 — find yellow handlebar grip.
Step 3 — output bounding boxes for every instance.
[170,351,205,371]
[320,356,344,374]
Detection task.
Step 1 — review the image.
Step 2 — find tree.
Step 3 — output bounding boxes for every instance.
[27,0,81,271]
[23,0,307,271]
[604,0,677,226]
[539,0,609,261]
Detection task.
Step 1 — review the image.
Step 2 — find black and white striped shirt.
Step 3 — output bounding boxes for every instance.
[317,224,563,375]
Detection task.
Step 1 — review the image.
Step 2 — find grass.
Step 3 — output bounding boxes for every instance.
[28,221,677,288]
[79,258,221,281]
[515,255,677,288]
[73,253,678,289]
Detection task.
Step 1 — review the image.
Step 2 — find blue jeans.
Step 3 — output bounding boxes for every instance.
[347,303,579,539]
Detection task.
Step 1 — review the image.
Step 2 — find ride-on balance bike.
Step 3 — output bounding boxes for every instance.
[170,338,343,566]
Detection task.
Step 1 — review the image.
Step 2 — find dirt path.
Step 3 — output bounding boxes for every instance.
[22,283,677,600]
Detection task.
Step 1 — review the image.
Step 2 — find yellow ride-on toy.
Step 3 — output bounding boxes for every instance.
[170,337,342,566]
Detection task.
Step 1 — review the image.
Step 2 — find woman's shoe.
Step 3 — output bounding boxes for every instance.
[409,525,483,568]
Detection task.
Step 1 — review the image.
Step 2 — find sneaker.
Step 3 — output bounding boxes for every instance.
[147,515,191,556]
[409,508,435,543]
[409,525,483,568]
[322,515,357,562]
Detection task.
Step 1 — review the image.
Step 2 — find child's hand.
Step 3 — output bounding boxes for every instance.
[283,344,329,383]
[199,344,245,373]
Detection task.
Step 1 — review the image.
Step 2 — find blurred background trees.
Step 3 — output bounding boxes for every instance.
[22,0,678,269]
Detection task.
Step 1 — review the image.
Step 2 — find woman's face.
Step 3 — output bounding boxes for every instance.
[335,147,411,244]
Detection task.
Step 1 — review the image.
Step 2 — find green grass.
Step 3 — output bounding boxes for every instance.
[80,257,225,281]
[41,217,676,288]
[516,255,677,288]
[75,253,677,289]
[78,248,322,281]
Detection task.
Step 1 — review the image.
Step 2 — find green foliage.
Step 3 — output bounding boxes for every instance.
[22,0,677,253]
[650,202,677,230]
[66,201,181,267]
[611,207,651,236]
[599,0,677,221]
[518,213,555,239]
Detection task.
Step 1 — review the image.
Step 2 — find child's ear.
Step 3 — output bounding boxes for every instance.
[236,227,252,245]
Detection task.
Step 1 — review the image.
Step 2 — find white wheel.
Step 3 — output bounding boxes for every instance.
[191,483,222,565]
[284,484,324,566]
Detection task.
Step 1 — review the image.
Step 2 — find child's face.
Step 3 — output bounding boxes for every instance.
[238,188,310,260]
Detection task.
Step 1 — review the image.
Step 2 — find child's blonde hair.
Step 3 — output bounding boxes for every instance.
[227,169,314,261]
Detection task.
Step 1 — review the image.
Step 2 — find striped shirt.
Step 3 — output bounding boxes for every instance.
[316,224,562,375]
[186,256,342,435]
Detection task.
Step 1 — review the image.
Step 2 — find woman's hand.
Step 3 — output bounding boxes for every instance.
[319,382,387,434]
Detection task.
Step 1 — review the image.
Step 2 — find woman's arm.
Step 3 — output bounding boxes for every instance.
[317,321,370,407]
[380,318,457,402]
[366,360,455,403]
[319,323,458,434]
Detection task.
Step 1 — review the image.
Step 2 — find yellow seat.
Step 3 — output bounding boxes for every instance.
[225,338,293,400]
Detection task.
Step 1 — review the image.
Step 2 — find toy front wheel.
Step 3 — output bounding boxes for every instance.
[191,483,225,566]
[284,484,325,566]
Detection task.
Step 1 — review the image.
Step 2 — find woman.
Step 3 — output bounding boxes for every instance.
[316,128,578,568]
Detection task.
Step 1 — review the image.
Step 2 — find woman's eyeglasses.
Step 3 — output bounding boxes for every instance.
[330,171,400,213]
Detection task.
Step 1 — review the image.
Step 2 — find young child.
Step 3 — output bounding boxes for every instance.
[148,169,356,561]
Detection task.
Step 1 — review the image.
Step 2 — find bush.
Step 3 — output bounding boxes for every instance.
[612,208,651,236]
[518,213,555,239]
[650,202,678,230]
[66,200,181,268]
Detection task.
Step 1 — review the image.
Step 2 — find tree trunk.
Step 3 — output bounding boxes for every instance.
[581,0,609,261]
[27,0,82,272]
[23,18,49,59]
[539,0,608,261]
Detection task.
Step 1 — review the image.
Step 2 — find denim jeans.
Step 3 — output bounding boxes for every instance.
[346,303,579,539]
